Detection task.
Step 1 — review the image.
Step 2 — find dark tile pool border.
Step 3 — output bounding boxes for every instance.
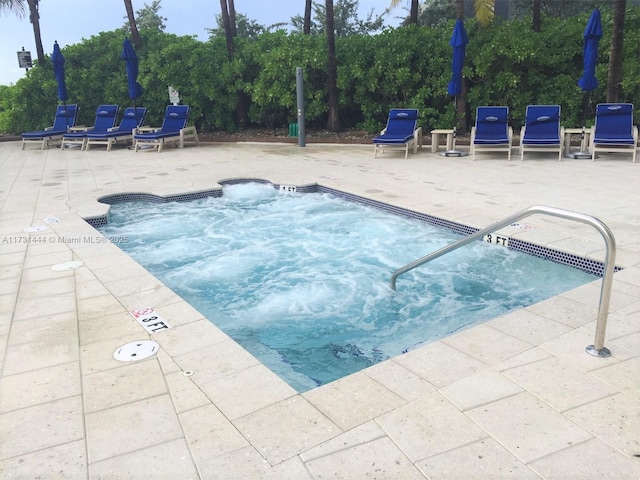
[85,179,619,277]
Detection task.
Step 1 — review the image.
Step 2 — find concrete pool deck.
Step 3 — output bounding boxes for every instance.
[0,139,639,479]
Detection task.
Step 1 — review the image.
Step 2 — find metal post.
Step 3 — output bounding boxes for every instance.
[296,67,305,147]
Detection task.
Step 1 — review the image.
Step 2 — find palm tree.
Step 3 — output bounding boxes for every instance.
[532,0,541,32]
[123,0,142,48]
[304,0,312,34]
[1,0,45,64]
[389,0,418,25]
[606,0,626,102]
[219,0,235,57]
[228,0,237,37]
[325,0,340,131]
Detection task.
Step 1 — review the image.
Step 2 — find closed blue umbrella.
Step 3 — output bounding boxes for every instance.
[121,38,144,122]
[447,19,469,97]
[571,8,602,158]
[52,41,70,127]
[444,19,469,156]
[577,8,602,92]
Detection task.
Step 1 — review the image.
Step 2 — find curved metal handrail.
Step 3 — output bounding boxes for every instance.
[390,205,616,357]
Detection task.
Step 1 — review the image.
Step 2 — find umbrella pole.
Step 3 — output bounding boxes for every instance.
[441,95,468,157]
[567,91,593,159]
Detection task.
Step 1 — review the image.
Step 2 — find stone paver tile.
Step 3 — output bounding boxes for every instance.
[527,295,598,328]
[542,327,634,369]
[564,393,640,460]
[503,356,620,412]
[77,294,127,321]
[0,396,84,460]
[487,308,572,346]
[21,263,75,283]
[76,278,111,300]
[0,439,86,479]
[179,403,249,463]
[306,437,424,479]
[7,310,77,347]
[0,293,16,316]
[440,368,523,411]
[82,359,167,413]
[443,324,534,365]
[154,318,229,356]
[393,341,487,388]
[174,339,260,385]
[562,282,637,313]
[492,346,553,372]
[156,348,182,375]
[376,390,486,462]
[4,335,79,376]
[165,371,211,414]
[88,438,199,480]
[79,311,144,345]
[529,437,640,479]
[153,300,207,328]
[12,292,76,321]
[303,372,406,431]
[0,362,81,413]
[198,446,312,480]
[417,438,538,479]
[233,396,339,465]
[363,358,436,402]
[85,394,184,463]
[591,356,640,399]
[300,420,386,462]
[466,392,593,464]
[116,285,186,312]
[608,331,640,358]
[16,276,74,300]
[0,272,20,296]
[200,364,296,420]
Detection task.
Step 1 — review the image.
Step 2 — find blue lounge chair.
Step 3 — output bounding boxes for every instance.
[133,105,199,152]
[519,105,564,161]
[589,103,637,162]
[85,107,147,151]
[471,106,513,161]
[60,105,119,150]
[373,109,422,159]
[21,104,79,150]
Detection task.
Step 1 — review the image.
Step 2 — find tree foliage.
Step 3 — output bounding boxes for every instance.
[122,0,166,34]
[291,0,386,36]
[1,5,639,135]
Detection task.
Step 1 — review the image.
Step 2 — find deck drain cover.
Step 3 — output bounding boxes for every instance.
[24,225,49,232]
[113,341,159,362]
[51,261,84,271]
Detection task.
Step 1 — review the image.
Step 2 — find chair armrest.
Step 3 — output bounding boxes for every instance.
[413,126,423,150]
[137,126,159,133]
[68,125,89,132]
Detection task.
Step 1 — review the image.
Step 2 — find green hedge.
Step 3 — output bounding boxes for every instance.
[1,6,638,135]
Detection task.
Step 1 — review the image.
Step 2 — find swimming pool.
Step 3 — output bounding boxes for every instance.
[98,182,597,392]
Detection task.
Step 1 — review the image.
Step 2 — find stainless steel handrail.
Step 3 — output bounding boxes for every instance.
[390,205,616,357]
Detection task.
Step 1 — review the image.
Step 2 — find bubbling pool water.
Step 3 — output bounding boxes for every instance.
[99,183,596,392]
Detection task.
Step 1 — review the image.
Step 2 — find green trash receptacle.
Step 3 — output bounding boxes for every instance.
[288,122,298,137]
